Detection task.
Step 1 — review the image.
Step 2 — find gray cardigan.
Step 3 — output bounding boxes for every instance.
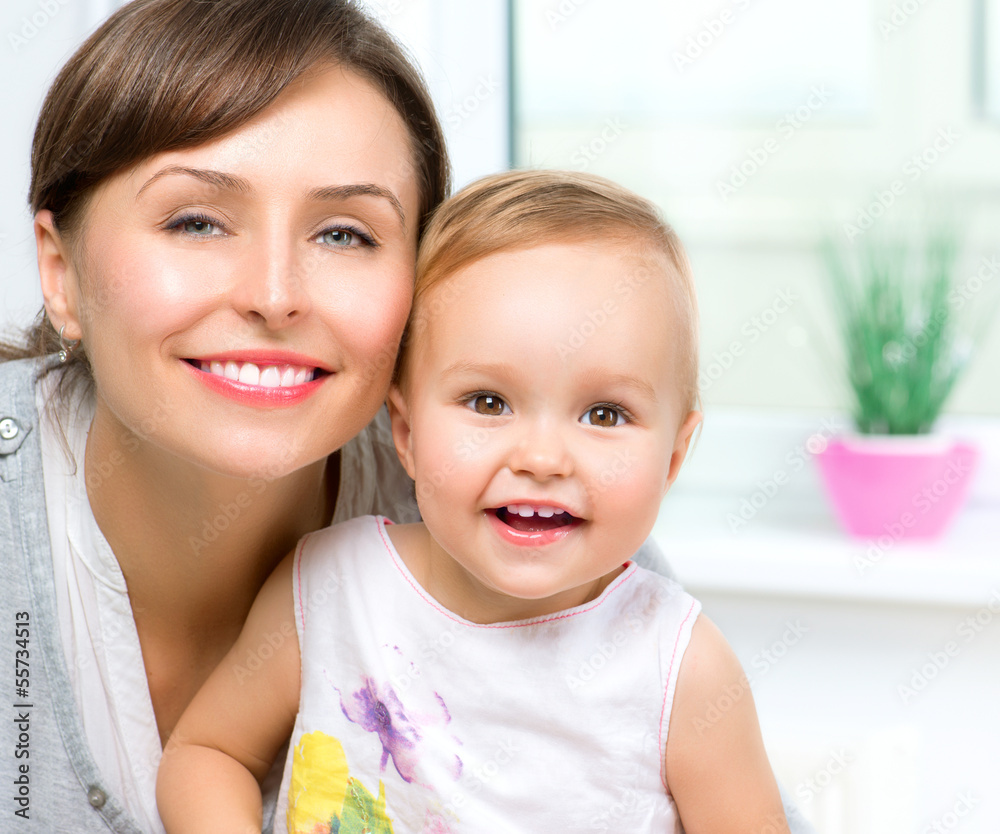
[0,357,815,833]
[2,357,143,833]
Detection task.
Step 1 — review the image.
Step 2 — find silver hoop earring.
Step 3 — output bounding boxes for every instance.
[58,324,80,364]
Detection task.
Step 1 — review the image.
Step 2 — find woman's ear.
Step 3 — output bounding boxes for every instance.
[663,410,703,497]
[36,210,83,340]
[386,385,417,480]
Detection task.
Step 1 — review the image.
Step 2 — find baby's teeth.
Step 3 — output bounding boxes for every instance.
[238,363,260,385]
[280,366,296,387]
[224,361,240,381]
[259,366,281,388]
[503,505,565,518]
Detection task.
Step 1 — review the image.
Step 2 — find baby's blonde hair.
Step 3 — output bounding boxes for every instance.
[398,169,700,411]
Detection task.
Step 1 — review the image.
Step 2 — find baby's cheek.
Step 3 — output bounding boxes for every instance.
[588,451,669,520]
[588,447,649,493]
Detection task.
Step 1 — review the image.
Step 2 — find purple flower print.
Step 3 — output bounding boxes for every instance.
[340,677,422,782]
[337,676,463,786]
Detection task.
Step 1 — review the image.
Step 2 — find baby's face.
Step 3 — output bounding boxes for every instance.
[393,240,699,620]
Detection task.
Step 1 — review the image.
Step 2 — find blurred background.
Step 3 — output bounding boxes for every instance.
[2,1,998,831]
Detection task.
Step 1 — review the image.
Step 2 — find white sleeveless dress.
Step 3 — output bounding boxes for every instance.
[275,515,700,833]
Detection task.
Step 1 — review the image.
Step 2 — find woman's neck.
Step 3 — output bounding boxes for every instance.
[83,397,339,742]
[84,398,337,634]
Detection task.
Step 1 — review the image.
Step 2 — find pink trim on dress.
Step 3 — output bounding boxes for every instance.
[373,514,638,630]
[658,597,700,792]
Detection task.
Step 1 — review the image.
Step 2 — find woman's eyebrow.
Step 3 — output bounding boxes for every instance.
[308,183,406,229]
[135,168,406,228]
[136,165,253,197]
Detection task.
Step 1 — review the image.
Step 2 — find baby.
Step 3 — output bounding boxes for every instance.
[157,170,789,833]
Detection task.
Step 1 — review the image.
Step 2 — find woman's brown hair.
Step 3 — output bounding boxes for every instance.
[3,0,450,381]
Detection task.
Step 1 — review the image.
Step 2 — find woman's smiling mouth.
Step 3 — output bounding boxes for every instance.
[194,359,316,387]
[183,356,331,406]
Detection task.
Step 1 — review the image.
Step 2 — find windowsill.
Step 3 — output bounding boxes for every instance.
[653,492,999,608]
[650,410,1000,609]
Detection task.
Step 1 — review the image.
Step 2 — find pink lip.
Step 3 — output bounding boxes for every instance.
[189,349,330,371]
[182,358,327,408]
[497,500,578,516]
[486,508,582,548]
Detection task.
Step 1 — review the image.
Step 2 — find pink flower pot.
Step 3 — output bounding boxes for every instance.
[815,435,980,539]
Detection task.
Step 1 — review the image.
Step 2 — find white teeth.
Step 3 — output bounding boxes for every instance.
[506,504,563,518]
[201,360,317,387]
[238,363,260,385]
[259,366,281,388]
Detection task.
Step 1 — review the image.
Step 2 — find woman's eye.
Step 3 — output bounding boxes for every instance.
[467,394,509,416]
[584,406,626,427]
[318,227,375,248]
[321,229,355,247]
[173,217,222,236]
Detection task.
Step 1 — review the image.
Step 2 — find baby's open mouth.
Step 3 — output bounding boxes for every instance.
[493,505,582,534]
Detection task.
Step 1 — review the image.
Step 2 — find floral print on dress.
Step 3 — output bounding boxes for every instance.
[337,676,462,786]
[286,731,395,834]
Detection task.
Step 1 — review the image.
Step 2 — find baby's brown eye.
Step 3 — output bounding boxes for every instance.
[587,406,623,427]
[472,395,507,416]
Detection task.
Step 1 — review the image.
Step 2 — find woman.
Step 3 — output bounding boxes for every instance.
[1,1,446,831]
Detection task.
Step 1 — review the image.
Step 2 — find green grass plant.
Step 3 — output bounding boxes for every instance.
[821,230,965,435]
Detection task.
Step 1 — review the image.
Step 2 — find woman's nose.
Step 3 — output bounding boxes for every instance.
[232,235,312,330]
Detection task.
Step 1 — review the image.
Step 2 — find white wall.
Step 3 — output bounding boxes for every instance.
[0,0,124,331]
[361,0,510,189]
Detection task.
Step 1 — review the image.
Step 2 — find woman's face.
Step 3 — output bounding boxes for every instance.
[55,66,421,479]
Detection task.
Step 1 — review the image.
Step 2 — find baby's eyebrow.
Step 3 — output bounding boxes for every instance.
[440,360,518,380]
[588,371,658,404]
[444,362,516,374]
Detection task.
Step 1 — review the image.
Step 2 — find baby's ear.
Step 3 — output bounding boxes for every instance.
[663,410,702,497]
[386,386,416,479]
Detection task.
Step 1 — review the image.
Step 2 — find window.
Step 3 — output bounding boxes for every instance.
[512,0,1000,415]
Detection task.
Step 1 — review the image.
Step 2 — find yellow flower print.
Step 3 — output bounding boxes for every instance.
[286,731,395,834]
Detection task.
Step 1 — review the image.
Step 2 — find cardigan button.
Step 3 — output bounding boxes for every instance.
[87,786,107,808]
[0,418,18,440]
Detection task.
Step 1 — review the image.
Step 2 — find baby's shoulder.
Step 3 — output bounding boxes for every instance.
[668,613,749,727]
